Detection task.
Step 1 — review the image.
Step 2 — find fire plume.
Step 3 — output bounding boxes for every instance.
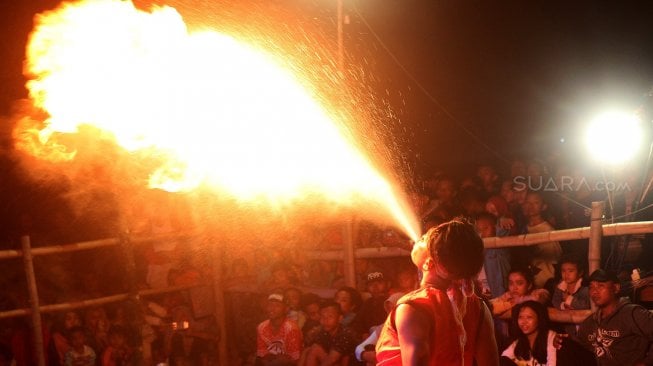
[17,0,420,241]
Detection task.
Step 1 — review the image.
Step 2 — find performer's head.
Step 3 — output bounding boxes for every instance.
[412,219,484,280]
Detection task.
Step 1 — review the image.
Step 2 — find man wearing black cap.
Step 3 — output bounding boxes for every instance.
[357,271,390,337]
[577,269,653,366]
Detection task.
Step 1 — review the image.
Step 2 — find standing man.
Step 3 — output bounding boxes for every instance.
[577,269,653,366]
[375,220,499,365]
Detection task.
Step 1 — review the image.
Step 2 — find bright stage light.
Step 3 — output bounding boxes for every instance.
[585,111,643,165]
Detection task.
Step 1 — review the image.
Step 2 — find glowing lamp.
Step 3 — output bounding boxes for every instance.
[585,111,643,165]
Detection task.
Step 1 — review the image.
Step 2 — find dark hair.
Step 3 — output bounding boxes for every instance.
[511,301,550,364]
[320,300,342,315]
[300,293,323,309]
[335,286,362,311]
[509,267,535,289]
[559,253,585,276]
[425,220,484,279]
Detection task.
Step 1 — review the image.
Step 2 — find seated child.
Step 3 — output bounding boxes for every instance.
[64,326,96,366]
[101,325,134,366]
[550,255,590,337]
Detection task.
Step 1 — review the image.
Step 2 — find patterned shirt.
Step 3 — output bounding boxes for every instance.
[314,325,358,357]
[256,317,303,360]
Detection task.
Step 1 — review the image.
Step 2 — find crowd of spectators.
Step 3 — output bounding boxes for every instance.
[1,157,653,365]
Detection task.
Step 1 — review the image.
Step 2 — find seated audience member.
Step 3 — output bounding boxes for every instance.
[300,293,323,347]
[101,326,133,366]
[524,191,562,288]
[550,255,590,337]
[577,269,653,366]
[64,326,96,366]
[491,268,550,319]
[389,265,418,294]
[358,272,390,337]
[501,301,557,366]
[285,287,307,329]
[354,292,404,366]
[256,293,303,366]
[300,301,358,366]
[333,287,362,334]
[49,311,82,366]
[476,212,511,298]
[491,267,550,349]
[167,305,217,365]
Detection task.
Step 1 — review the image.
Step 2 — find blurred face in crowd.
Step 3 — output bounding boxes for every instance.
[109,332,126,348]
[334,290,355,315]
[517,306,539,336]
[511,160,527,178]
[512,187,528,206]
[589,281,619,308]
[267,300,287,321]
[508,272,531,298]
[284,289,302,310]
[319,305,342,333]
[477,166,497,185]
[436,180,456,203]
[64,312,81,330]
[561,262,582,285]
[475,218,495,238]
[500,180,514,204]
[367,280,388,298]
[523,193,546,218]
[304,303,321,322]
[397,270,417,291]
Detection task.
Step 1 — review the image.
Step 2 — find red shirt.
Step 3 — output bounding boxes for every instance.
[376,283,483,366]
[256,317,303,360]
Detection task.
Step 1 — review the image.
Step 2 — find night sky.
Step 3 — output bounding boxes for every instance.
[1,0,653,242]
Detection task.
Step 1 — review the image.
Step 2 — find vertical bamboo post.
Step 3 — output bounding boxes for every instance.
[589,201,604,276]
[21,235,46,366]
[343,220,356,287]
[212,242,229,366]
[119,234,146,360]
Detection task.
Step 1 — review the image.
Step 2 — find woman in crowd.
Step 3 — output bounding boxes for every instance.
[501,301,557,366]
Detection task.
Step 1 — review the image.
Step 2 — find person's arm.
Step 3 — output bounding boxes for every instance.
[546,330,557,366]
[474,302,499,366]
[547,308,592,324]
[355,328,379,361]
[394,303,430,366]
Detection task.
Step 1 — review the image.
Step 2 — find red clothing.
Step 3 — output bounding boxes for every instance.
[376,283,483,366]
[256,317,303,361]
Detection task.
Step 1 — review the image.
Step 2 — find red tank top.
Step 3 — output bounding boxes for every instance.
[375,285,483,366]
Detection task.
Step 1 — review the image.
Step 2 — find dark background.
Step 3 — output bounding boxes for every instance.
[1,0,653,243]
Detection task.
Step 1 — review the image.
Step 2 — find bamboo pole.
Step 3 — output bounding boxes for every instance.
[343,220,356,287]
[589,202,605,275]
[212,241,229,366]
[21,236,46,366]
[0,284,205,320]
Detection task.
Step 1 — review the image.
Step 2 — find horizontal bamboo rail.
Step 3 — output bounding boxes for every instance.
[0,283,207,320]
[305,220,653,260]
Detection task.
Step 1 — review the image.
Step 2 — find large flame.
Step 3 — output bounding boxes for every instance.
[18,0,420,241]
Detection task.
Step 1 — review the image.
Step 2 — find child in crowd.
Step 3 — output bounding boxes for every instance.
[255,293,303,366]
[299,301,357,366]
[49,311,82,365]
[333,287,362,334]
[524,191,562,288]
[501,301,557,366]
[64,326,96,366]
[101,326,133,366]
[551,255,590,337]
[300,293,323,347]
[285,287,307,329]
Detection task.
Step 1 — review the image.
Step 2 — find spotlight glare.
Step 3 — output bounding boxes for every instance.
[585,111,642,165]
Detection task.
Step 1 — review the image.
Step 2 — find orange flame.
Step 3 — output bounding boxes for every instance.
[18,0,420,241]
